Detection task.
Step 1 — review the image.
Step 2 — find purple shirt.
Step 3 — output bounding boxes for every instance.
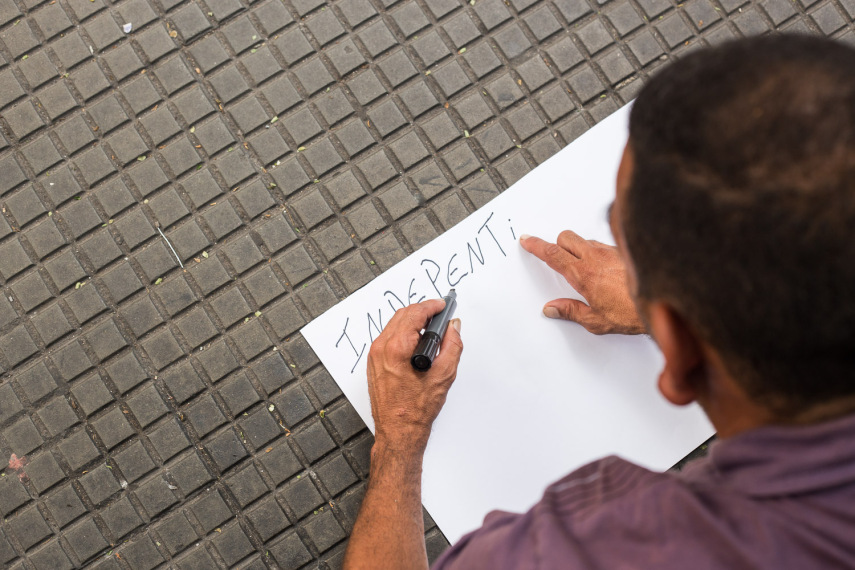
[434,413,855,569]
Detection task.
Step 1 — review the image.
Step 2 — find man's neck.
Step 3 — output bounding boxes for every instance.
[699,374,855,439]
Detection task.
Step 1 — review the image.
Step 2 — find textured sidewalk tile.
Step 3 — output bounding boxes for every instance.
[0,0,835,565]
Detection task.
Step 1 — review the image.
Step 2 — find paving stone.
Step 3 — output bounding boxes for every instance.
[243,265,285,307]
[134,475,179,517]
[142,327,183,369]
[294,57,334,95]
[154,512,198,556]
[326,400,365,443]
[79,230,122,271]
[191,489,233,533]
[239,408,280,450]
[38,82,77,121]
[313,221,354,261]
[58,427,100,471]
[270,530,312,568]
[52,31,91,70]
[270,381,313,426]
[172,451,214,494]
[247,351,292,394]
[29,538,73,569]
[171,2,211,40]
[34,398,74,440]
[0,70,24,113]
[80,463,121,505]
[11,271,52,312]
[128,158,170,197]
[163,360,205,404]
[33,3,72,40]
[100,496,143,540]
[0,323,38,366]
[5,414,43,455]
[628,29,665,66]
[196,340,239,383]
[376,182,415,221]
[65,518,109,562]
[5,100,44,140]
[101,261,143,304]
[762,0,797,24]
[148,417,190,460]
[176,547,218,569]
[31,303,72,346]
[347,70,386,107]
[153,276,196,318]
[276,243,318,285]
[304,508,346,552]
[175,305,218,349]
[154,57,195,96]
[231,317,273,359]
[19,51,57,90]
[189,256,232,296]
[50,340,92,382]
[91,405,135,449]
[226,463,268,508]
[87,97,127,137]
[74,147,116,187]
[86,318,128,362]
[125,384,168,429]
[0,472,30,517]
[292,418,336,462]
[206,426,248,470]
[567,64,606,102]
[121,534,165,570]
[0,154,26,196]
[657,13,695,47]
[217,372,260,415]
[61,278,107,325]
[247,497,289,541]
[43,483,84,528]
[10,505,52,551]
[135,241,179,282]
[280,474,323,519]
[187,393,227,437]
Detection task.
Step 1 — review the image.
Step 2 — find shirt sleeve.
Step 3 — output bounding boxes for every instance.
[431,510,534,570]
[431,456,667,570]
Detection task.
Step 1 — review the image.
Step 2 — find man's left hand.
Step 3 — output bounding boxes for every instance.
[367,300,464,454]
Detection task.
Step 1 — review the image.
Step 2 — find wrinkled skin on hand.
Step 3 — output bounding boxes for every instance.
[366,299,464,453]
[520,230,645,335]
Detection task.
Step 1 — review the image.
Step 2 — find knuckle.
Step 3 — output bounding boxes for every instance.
[544,243,563,259]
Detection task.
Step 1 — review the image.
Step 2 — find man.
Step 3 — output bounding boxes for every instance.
[343,34,855,569]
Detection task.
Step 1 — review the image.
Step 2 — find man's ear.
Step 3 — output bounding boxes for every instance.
[646,302,705,406]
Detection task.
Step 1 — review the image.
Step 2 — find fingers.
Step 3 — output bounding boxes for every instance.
[519,235,580,285]
[557,230,588,258]
[383,299,445,337]
[543,298,599,330]
[433,318,463,377]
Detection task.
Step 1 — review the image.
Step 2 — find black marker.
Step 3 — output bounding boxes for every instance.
[411,289,457,371]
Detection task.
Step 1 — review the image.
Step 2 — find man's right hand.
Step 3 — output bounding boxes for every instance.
[520,231,646,335]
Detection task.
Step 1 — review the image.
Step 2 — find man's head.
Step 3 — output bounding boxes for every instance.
[618,35,855,417]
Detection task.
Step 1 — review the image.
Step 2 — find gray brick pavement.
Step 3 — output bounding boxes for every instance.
[0,0,849,566]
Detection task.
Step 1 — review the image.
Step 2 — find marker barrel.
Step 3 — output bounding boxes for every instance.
[411,289,457,371]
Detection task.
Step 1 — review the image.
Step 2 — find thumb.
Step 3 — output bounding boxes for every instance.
[543,299,596,326]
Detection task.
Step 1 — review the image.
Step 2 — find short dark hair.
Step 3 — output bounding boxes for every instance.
[626,35,855,415]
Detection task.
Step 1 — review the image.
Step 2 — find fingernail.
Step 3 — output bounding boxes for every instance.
[519,234,532,241]
[543,306,560,319]
[451,318,461,333]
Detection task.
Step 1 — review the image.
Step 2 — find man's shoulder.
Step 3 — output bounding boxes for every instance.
[538,455,679,518]
[434,456,700,570]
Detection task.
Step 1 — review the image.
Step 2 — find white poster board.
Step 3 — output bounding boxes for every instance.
[301,105,715,544]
